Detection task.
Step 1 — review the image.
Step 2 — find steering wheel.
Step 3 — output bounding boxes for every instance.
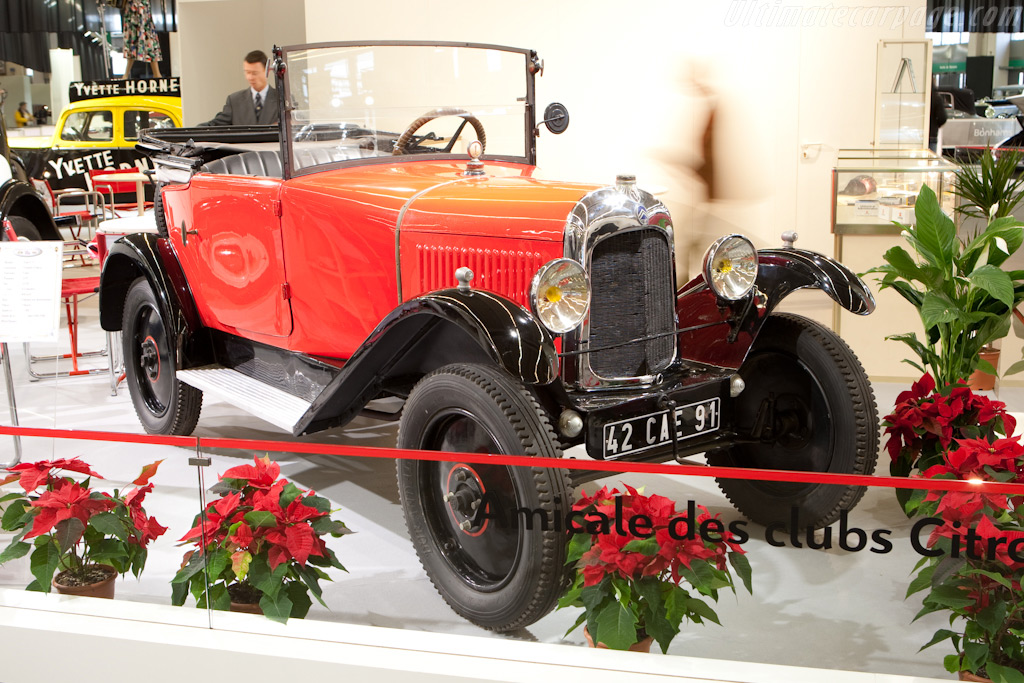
[392,107,486,156]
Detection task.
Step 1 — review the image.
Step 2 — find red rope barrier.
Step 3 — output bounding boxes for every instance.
[4,423,1024,495]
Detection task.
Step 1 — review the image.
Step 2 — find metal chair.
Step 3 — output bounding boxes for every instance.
[23,272,122,399]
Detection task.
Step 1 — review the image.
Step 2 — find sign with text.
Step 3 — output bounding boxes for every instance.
[68,77,181,102]
[0,241,62,343]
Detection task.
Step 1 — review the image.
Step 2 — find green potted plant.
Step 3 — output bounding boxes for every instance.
[557,484,752,653]
[953,147,1024,222]
[0,458,166,597]
[867,184,1024,387]
[905,434,1024,682]
[172,455,351,623]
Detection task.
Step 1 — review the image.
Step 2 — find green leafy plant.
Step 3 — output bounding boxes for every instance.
[906,435,1024,682]
[954,147,1024,221]
[557,485,751,652]
[172,455,351,623]
[867,184,1024,386]
[0,458,166,591]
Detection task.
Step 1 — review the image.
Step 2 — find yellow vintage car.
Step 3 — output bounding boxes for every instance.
[11,78,182,194]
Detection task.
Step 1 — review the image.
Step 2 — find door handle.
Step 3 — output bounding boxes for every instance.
[181,221,198,246]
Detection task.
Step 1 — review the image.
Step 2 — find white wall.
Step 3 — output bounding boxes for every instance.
[177,0,306,126]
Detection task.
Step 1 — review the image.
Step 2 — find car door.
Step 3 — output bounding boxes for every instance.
[176,174,293,338]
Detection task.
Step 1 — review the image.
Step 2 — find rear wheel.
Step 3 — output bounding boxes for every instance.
[397,363,571,632]
[122,277,202,435]
[709,313,877,528]
[2,216,41,241]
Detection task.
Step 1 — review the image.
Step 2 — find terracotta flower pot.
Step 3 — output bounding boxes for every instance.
[583,625,654,653]
[968,347,1001,391]
[51,564,116,599]
[227,582,262,614]
[959,671,991,682]
[229,601,263,614]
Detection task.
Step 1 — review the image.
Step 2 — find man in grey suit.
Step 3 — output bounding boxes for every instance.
[199,50,279,126]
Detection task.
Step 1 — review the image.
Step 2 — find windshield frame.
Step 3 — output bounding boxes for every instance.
[276,41,539,179]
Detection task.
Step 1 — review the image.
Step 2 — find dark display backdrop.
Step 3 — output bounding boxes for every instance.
[0,0,176,80]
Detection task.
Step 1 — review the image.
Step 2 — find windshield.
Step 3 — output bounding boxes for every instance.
[281,42,533,175]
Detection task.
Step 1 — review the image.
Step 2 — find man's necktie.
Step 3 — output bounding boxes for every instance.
[254,93,263,121]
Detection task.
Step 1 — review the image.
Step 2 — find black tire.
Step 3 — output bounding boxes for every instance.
[122,277,202,435]
[153,184,168,238]
[397,363,572,632]
[708,313,877,529]
[2,215,41,241]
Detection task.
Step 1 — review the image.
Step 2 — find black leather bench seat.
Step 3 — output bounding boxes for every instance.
[201,150,284,178]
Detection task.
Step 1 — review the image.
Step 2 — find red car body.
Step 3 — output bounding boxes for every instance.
[161,163,584,356]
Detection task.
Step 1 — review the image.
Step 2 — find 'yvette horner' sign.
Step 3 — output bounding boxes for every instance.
[68,78,181,102]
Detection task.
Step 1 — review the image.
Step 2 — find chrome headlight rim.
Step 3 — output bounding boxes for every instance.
[530,258,591,334]
[703,234,758,301]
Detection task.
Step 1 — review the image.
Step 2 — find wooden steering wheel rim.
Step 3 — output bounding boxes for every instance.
[392,107,487,156]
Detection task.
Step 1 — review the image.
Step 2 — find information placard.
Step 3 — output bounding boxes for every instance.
[0,241,63,343]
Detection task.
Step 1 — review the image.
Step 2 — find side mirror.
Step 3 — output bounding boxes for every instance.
[541,102,569,135]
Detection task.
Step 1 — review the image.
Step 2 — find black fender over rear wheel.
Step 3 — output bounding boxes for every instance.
[397,363,572,632]
[709,313,878,529]
[122,277,202,435]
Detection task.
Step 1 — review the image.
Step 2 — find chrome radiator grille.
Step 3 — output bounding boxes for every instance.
[587,229,675,377]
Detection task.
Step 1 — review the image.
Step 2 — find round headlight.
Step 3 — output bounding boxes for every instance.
[703,235,758,300]
[530,258,591,333]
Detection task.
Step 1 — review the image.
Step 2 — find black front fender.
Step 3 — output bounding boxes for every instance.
[99,232,209,368]
[676,247,874,370]
[294,288,557,435]
[757,248,875,315]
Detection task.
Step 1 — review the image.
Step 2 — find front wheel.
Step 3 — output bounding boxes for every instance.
[397,363,571,632]
[709,313,878,528]
[122,277,202,435]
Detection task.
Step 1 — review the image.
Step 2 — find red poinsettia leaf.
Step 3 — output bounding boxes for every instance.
[267,544,289,570]
[22,506,57,539]
[284,523,315,566]
[0,472,18,487]
[230,522,254,548]
[132,460,163,486]
[221,455,281,490]
[284,498,323,524]
[213,492,241,518]
[142,516,168,544]
[53,458,102,479]
[221,464,261,482]
[124,483,153,509]
[15,468,52,493]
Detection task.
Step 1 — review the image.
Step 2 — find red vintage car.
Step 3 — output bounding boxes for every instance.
[100,41,878,631]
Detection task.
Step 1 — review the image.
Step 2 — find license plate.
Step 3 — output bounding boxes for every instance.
[601,398,720,459]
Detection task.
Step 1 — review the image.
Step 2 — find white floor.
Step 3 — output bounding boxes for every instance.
[2,288,1022,679]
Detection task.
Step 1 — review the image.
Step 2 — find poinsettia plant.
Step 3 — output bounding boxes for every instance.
[557,485,752,652]
[906,435,1024,682]
[884,372,1015,481]
[0,458,166,590]
[171,455,351,623]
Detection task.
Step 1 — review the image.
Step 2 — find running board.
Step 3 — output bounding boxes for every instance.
[177,366,311,433]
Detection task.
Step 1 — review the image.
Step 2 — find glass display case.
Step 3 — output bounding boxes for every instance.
[831,148,957,235]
